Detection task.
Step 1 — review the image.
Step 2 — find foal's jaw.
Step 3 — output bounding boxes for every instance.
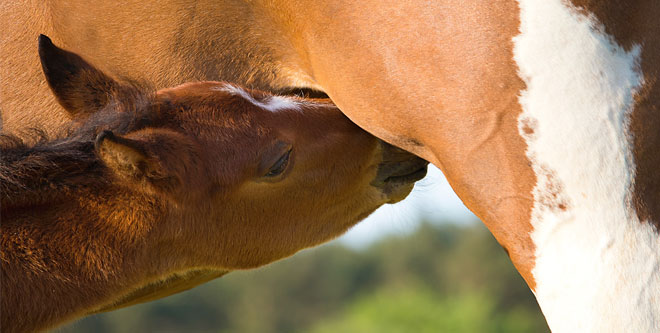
[142,82,430,269]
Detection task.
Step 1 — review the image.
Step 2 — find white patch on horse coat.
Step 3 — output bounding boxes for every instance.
[514,0,660,331]
[213,83,302,112]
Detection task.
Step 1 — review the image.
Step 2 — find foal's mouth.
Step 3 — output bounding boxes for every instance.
[370,143,429,203]
[372,159,429,188]
[382,162,428,184]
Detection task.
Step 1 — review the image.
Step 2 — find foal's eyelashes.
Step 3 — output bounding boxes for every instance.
[257,141,294,181]
[265,148,292,178]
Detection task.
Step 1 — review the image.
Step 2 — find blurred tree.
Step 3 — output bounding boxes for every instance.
[310,287,541,333]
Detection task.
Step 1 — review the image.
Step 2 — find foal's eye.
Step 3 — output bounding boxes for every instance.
[265,149,292,177]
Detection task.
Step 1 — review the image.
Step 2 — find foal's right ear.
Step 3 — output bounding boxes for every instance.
[38,34,119,116]
[95,130,178,195]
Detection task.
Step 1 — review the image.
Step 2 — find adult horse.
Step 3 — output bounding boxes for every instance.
[0,36,427,332]
[2,1,659,331]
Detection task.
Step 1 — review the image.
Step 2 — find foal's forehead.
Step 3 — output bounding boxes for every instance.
[158,81,305,113]
[209,83,303,113]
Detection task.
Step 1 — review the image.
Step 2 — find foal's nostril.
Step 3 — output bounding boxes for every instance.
[379,141,423,162]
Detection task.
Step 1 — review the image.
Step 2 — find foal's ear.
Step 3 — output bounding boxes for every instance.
[38,34,118,116]
[95,130,177,193]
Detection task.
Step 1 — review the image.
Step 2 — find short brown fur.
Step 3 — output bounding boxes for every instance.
[0,38,427,332]
[0,0,539,290]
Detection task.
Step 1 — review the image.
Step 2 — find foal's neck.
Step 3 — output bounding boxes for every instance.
[0,135,104,209]
[0,137,167,332]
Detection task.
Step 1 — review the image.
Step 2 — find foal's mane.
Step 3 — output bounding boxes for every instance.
[0,88,156,209]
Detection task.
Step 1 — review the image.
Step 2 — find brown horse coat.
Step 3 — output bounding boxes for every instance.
[2,1,660,330]
[0,36,427,332]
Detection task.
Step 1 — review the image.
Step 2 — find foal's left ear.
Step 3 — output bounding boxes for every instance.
[38,34,119,116]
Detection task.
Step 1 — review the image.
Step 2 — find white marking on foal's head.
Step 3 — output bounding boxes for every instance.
[211,83,302,112]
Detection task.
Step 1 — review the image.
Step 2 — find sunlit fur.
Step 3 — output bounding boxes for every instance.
[0,41,425,332]
[10,1,660,330]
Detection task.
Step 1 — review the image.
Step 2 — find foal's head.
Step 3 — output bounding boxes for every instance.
[38,35,428,269]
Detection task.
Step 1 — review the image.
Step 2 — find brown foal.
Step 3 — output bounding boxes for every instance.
[0,36,427,332]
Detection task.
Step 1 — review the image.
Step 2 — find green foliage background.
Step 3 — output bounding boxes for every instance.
[58,222,548,332]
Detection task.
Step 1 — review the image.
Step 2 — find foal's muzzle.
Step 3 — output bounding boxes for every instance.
[371,142,429,202]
